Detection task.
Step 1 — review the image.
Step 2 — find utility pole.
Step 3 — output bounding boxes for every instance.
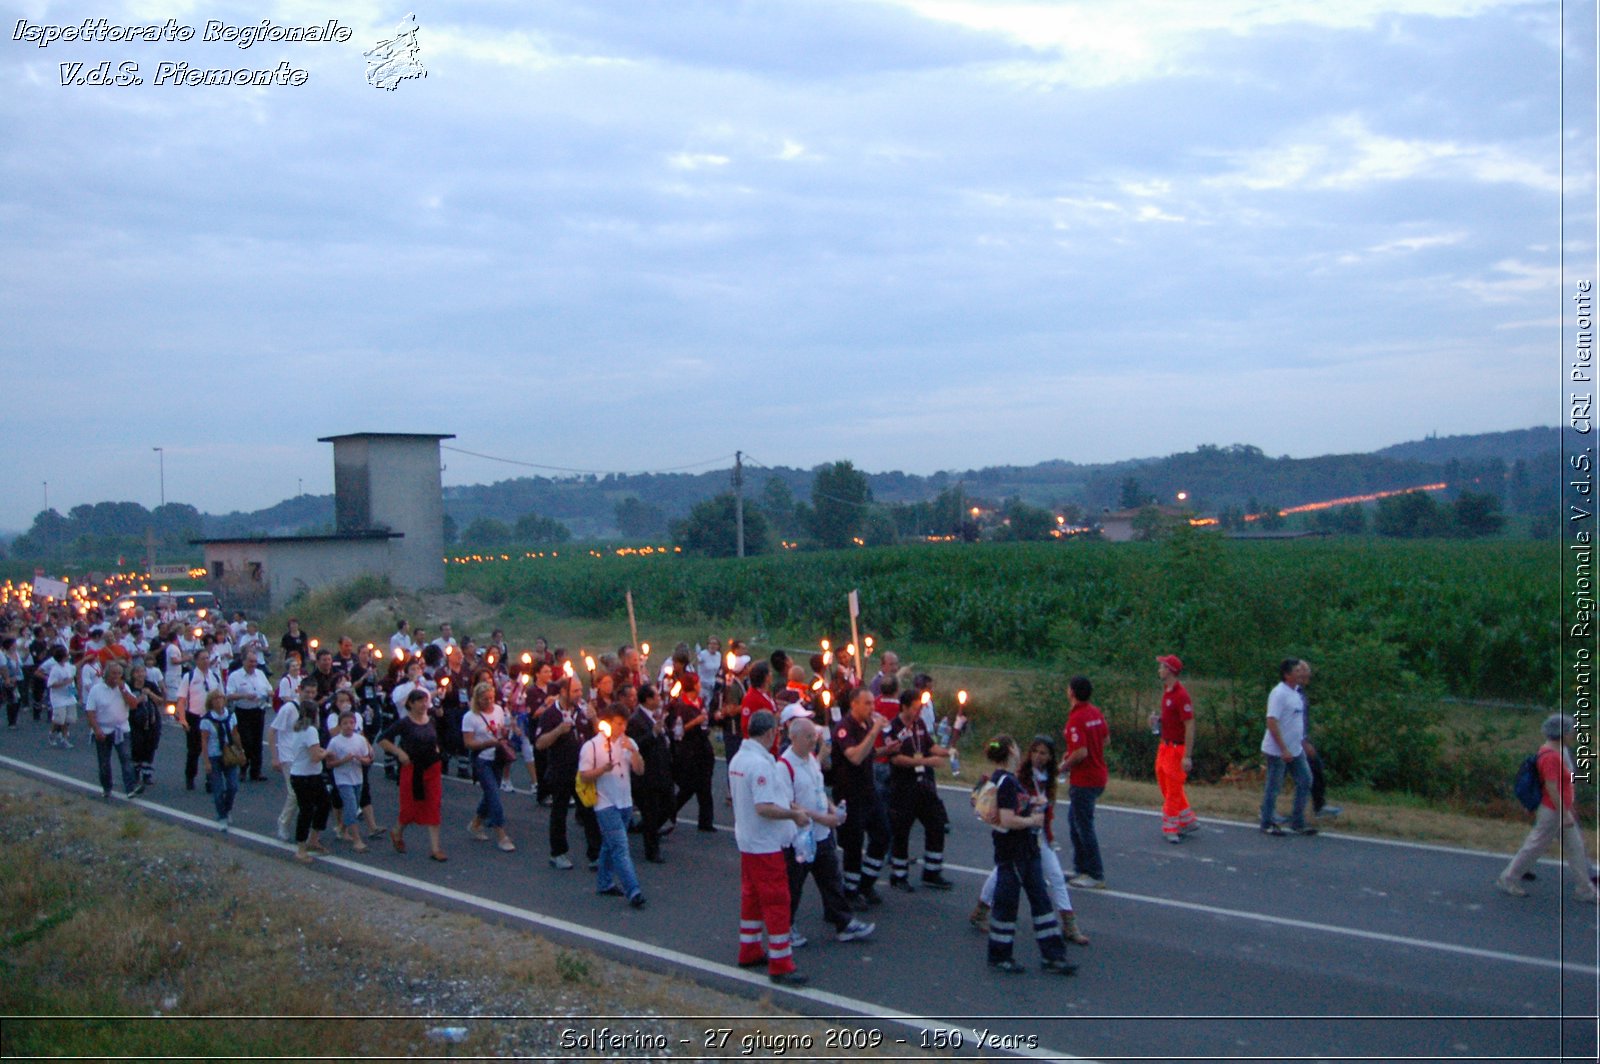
[733,450,745,559]
[152,446,165,508]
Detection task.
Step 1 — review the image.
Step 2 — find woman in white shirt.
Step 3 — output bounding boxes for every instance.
[462,682,515,852]
[280,700,332,862]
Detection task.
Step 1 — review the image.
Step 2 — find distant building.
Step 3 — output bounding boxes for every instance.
[194,432,453,613]
[1098,505,1192,543]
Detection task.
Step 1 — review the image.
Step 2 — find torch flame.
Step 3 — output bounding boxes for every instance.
[584,655,596,673]
[820,639,830,652]
[821,690,832,707]
[598,720,612,739]
[921,691,931,705]
[957,690,968,706]
[521,652,532,665]
[563,661,575,678]
[640,642,650,658]
[671,681,682,698]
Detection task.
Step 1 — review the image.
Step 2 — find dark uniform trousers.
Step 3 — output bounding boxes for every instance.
[889,780,949,882]
[836,786,891,895]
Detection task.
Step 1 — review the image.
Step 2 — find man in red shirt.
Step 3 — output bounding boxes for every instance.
[1151,655,1200,843]
[739,661,775,739]
[1061,675,1108,889]
[1498,713,1598,901]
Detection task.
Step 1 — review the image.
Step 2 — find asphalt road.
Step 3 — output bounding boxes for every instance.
[4,718,1596,1063]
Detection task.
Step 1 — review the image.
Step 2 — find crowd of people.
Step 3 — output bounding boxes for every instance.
[1,593,1595,986]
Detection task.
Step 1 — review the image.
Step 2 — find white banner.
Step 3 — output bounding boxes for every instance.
[32,576,68,600]
[148,564,193,580]
[848,589,860,619]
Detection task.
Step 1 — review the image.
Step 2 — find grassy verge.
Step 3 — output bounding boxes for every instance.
[0,772,931,1062]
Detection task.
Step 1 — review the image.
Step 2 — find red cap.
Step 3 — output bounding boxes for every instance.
[1157,655,1183,674]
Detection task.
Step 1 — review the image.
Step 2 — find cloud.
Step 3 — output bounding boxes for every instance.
[1206,115,1557,193]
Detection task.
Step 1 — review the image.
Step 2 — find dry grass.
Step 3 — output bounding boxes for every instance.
[0,772,933,1062]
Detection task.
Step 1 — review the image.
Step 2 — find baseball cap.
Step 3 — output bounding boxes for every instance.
[779,704,810,726]
[1156,655,1183,674]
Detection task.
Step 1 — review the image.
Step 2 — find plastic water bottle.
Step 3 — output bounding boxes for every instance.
[936,716,952,748]
[949,746,961,777]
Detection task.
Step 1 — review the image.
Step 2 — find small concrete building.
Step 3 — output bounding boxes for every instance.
[195,432,453,613]
[1098,505,1192,543]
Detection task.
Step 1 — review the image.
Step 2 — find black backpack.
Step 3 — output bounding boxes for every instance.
[1513,753,1543,812]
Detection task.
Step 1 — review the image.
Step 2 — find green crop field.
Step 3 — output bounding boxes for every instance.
[447,533,1558,807]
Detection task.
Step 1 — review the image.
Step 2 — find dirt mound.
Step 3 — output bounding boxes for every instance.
[346,591,497,634]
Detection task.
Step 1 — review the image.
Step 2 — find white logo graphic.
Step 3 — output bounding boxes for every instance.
[365,12,426,91]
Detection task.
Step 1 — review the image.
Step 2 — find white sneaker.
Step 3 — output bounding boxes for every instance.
[836,919,875,942]
[789,931,808,948]
[1316,805,1342,818]
[1067,874,1105,889]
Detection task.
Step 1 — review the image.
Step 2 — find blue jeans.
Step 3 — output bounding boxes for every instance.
[1260,752,1313,830]
[337,783,362,827]
[472,757,505,828]
[207,755,239,820]
[1067,784,1104,879]
[95,731,136,797]
[595,804,641,899]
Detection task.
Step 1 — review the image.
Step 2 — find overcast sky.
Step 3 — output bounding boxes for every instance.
[1,0,1588,530]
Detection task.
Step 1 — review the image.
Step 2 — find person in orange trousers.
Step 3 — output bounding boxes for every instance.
[1150,656,1199,843]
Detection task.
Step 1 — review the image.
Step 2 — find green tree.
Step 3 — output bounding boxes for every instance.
[614,497,665,539]
[1452,492,1505,538]
[809,461,871,549]
[460,516,512,547]
[1119,476,1147,509]
[1312,504,1367,534]
[514,511,572,544]
[761,477,799,537]
[1375,492,1446,538]
[671,494,770,557]
[1000,498,1057,541]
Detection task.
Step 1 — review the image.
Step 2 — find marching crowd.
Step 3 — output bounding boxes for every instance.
[1,594,1595,986]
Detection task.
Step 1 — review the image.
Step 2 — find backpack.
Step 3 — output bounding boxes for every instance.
[972,776,1002,826]
[1513,753,1543,812]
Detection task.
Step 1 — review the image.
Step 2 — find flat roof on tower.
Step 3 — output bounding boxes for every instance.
[317,432,457,443]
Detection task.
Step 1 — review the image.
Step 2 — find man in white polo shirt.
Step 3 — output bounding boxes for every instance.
[84,660,140,800]
[1260,658,1317,837]
[729,709,811,986]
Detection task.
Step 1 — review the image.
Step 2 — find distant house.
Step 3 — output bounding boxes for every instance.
[1098,505,1192,543]
[194,432,453,613]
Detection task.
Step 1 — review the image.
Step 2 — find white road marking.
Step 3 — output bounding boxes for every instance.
[929,857,1597,976]
[931,780,1571,866]
[0,753,1092,1064]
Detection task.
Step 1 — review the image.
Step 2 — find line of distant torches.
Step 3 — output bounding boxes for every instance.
[160,631,971,724]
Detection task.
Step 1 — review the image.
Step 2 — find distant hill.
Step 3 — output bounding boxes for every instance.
[1376,427,1557,465]
[184,427,1558,540]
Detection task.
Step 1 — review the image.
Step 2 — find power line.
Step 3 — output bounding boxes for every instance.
[440,445,738,478]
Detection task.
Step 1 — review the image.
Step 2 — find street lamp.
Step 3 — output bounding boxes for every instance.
[152,447,165,508]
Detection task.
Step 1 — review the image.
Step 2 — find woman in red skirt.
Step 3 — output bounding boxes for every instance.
[378,687,447,861]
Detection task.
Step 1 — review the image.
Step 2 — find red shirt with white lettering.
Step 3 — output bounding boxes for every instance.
[1064,702,1109,789]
